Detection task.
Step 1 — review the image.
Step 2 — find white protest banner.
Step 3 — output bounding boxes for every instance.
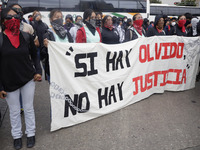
[48,36,200,131]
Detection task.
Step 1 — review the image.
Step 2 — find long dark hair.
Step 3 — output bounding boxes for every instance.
[83,9,94,24]
[49,9,62,20]
[178,15,185,20]
[8,3,23,9]
[133,13,141,21]
[1,7,13,31]
[102,15,112,26]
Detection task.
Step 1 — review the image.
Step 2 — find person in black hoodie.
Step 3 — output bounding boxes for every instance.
[31,10,48,60]
[147,15,166,37]
[125,13,146,42]
[101,15,120,44]
[168,15,187,36]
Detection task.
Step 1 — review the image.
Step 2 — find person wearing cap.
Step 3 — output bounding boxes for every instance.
[146,15,166,37]
[125,13,146,42]
[76,9,101,43]
[64,14,74,32]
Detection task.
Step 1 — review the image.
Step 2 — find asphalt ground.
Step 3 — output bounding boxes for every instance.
[0,79,200,150]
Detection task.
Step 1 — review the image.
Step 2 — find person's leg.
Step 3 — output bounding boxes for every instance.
[20,79,36,138]
[19,93,24,114]
[6,89,22,139]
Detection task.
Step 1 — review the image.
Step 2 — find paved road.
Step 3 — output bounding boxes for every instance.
[0,79,200,150]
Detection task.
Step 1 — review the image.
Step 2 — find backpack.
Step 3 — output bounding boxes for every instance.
[129,27,145,40]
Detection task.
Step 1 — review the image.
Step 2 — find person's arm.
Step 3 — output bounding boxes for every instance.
[146,27,154,37]
[0,75,6,99]
[34,37,40,47]
[124,29,131,42]
[0,54,6,99]
[29,34,42,80]
[0,90,7,99]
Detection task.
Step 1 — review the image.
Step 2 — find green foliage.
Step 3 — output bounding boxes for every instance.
[150,0,162,4]
[175,0,196,6]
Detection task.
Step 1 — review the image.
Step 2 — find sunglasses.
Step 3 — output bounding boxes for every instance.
[5,14,20,20]
[12,7,23,13]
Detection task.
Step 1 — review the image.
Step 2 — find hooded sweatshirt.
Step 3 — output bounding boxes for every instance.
[147,15,166,37]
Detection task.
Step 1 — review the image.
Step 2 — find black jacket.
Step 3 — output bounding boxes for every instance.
[0,32,42,92]
[147,15,166,37]
[168,24,187,36]
[146,27,166,37]
[101,26,120,44]
[31,20,49,49]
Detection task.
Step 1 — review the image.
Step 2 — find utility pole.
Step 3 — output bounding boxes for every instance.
[1,0,9,8]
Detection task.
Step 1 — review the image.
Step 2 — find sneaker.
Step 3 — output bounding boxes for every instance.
[14,138,22,150]
[27,136,35,148]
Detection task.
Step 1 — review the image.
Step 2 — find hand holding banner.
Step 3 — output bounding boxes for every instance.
[48,36,200,131]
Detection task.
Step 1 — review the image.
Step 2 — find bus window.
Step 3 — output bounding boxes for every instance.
[7,0,146,12]
[40,0,59,8]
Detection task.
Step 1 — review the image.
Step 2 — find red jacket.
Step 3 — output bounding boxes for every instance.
[76,26,102,43]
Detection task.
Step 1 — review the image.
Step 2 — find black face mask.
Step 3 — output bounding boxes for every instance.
[76,20,83,27]
[51,18,67,39]
[87,18,96,28]
[96,19,102,27]
[52,18,63,26]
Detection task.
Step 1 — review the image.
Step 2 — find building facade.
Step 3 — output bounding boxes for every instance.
[196,0,200,6]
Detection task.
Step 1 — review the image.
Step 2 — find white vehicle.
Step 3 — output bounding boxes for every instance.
[149,3,200,21]
[5,0,150,26]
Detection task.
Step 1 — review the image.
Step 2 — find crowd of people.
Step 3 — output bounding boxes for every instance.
[0,3,200,150]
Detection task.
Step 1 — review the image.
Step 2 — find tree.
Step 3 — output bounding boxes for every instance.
[175,0,196,6]
[150,0,162,4]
